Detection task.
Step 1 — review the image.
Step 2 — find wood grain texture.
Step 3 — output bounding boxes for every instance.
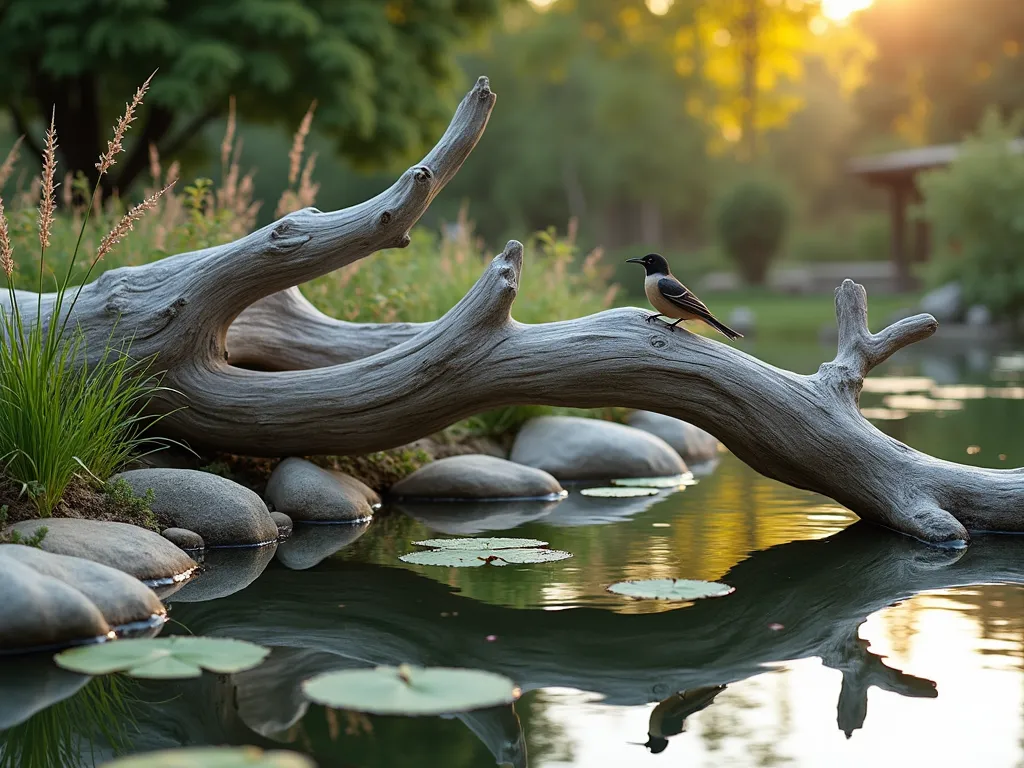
[3,76,1021,544]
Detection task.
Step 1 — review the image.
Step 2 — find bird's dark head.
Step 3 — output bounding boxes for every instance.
[626,253,670,276]
[644,736,670,754]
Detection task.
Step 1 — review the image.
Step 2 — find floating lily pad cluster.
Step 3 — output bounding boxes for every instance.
[580,472,697,498]
[55,637,270,679]
[400,537,572,567]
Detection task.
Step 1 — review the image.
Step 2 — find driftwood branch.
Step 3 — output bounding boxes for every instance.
[227,288,427,369]
[3,76,1023,544]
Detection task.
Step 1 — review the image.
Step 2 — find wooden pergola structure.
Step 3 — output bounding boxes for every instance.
[849,140,1024,291]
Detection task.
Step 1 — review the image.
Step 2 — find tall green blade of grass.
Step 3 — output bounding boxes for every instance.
[0,76,174,517]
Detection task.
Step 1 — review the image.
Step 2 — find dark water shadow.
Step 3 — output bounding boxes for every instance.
[393,499,561,535]
[275,521,371,571]
[10,525,1024,766]
[538,487,668,527]
[159,527,1024,741]
[0,654,89,730]
[166,544,277,603]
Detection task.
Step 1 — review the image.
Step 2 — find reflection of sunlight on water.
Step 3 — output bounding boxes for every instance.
[532,587,1024,767]
[882,394,964,411]
[541,583,585,606]
[860,407,909,420]
[862,376,934,393]
[931,384,989,400]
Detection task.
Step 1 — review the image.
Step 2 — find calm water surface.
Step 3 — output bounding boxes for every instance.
[4,338,1024,767]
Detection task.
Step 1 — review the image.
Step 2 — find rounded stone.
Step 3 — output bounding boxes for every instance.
[271,511,293,538]
[0,544,165,654]
[389,455,563,500]
[162,527,205,552]
[510,416,688,481]
[625,411,720,464]
[9,518,197,584]
[112,468,279,547]
[265,458,379,522]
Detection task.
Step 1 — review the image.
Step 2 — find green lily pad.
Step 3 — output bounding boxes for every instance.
[607,578,735,601]
[611,473,696,488]
[303,664,520,716]
[55,637,270,680]
[412,537,549,550]
[101,746,313,767]
[579,486,660,498]
[400,547,572,567]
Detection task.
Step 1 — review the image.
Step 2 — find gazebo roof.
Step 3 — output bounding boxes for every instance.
[849,138,1024,183]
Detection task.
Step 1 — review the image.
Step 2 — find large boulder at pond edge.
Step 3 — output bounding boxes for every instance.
[9,518,197,585]
[112,468,278,547]
[264,458,379,522]
[625,411,720,464]
[510,416,687,481]
[0,544,165,654]
[389,455,563,500]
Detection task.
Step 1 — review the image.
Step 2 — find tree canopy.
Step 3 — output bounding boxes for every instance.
[0,0,500,192]
[857,0,1024,145]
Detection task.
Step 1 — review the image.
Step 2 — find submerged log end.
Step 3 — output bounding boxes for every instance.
[896,501,971,547]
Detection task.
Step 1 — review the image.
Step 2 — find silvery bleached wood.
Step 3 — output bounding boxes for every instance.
[2,77,1022,544]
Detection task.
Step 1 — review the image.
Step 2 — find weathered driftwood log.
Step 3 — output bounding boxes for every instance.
[3,76,1022,544]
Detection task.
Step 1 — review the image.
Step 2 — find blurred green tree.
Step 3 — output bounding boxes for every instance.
[0,0,500,194]
[857,0,1024,145]
[441,0,715,249]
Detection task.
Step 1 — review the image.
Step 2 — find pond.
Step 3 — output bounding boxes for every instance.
[3,337,1024,767]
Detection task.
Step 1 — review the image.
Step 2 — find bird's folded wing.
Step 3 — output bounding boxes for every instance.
[658,277,713,317]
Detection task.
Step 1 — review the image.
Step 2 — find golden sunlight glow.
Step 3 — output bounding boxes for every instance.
[821,0,873,21]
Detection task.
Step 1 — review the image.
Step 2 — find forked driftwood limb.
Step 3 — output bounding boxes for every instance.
[3,77,1022,544]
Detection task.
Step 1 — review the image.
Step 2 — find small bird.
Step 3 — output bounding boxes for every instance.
[626,253,742,340]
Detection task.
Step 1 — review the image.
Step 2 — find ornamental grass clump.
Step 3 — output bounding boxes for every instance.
[0,76,173,517]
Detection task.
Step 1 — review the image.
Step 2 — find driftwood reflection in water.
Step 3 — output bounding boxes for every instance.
[150,523,1024,763]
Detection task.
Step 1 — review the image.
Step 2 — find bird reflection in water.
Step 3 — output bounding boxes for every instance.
[637,685,727,754]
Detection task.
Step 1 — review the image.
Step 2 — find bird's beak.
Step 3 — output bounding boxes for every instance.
[625,257,643,264]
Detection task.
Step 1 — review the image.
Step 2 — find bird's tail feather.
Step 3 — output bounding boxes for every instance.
[704,314,743,340]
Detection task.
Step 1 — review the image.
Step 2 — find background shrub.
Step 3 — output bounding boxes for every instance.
[305,212,618,325]
[919,109,1024,320]
[714,177,792,284]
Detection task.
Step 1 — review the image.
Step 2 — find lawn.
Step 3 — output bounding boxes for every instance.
[657,288,923,339]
